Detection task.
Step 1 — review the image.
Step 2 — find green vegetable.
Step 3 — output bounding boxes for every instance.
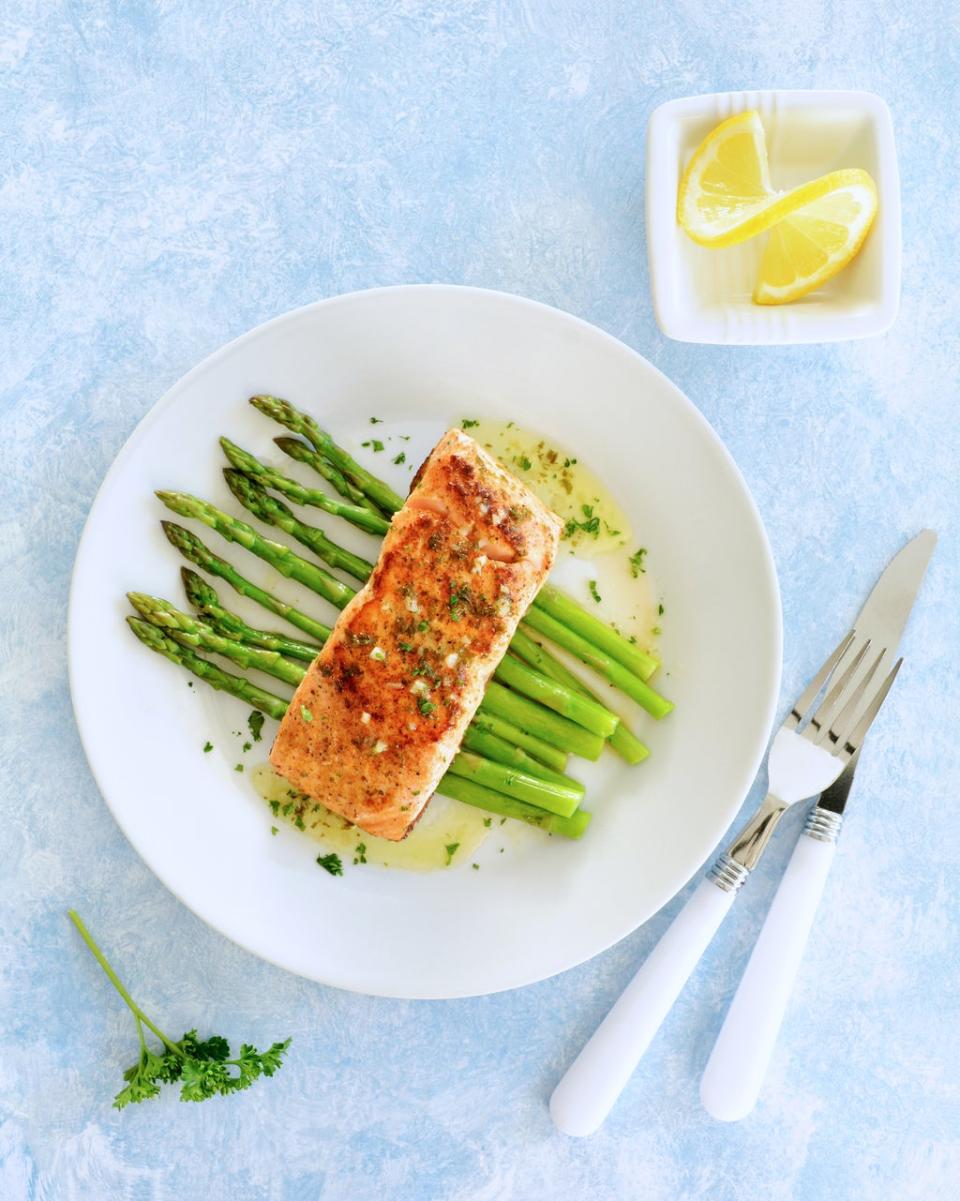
[444,842,460,866]
[250,395,405,514]
[533,584,658,681]
[273,435,380,514]
[509,628,648,765]
[68,910,290,1109]
[316,853,343,876]
[162,524,331,644]
[156,492,356,614]
[219,438,390,536]
[203,741,213,753]
[629,547,647,577]
[521,607,674,721]
[588,580,602,605]
[126,619,289,720]
[181,569,322,663]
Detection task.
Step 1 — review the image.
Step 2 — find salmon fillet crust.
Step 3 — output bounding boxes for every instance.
[269,428,563,840]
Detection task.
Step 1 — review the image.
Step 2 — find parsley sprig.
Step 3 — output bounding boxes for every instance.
[68,910,291,1109]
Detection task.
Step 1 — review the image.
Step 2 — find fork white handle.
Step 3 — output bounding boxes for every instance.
[550,872,742,1136]
[700,826,837,1122]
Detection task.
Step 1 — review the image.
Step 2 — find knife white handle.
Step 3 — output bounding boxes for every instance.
[550,867,745,1137]
[700,821,838,1122]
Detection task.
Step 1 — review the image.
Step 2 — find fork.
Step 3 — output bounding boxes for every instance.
[549,631,903,1137]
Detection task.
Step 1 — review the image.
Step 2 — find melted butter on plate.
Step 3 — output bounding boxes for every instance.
[251,763,490,872]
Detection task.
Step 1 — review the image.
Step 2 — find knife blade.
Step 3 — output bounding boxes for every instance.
[817,528,936,814]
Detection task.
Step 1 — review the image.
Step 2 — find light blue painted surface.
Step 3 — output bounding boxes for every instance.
[2,2,958,1198]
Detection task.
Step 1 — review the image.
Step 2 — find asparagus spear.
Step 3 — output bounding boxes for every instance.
[441,775,591,840]
[222,472,622,738]
[220,438,391,536]
[156,493,356,613]
[249,395,405,514]
[127,618,289,720]
[445,751,582,818]
[509,627,649,765]
[459,726,578,789]
[521,608,674,720]
[481,682,605,761]
[162,522,331,644]
[273,437,379,513]
[493,653,618,738]
[181,569,321,662]
[224,469,376,583]
[468,712,568,773]
[533,583,658,681]
[127,617,584,830]
[127,594,306,687]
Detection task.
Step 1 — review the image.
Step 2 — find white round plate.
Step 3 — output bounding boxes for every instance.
[69,285,781,999]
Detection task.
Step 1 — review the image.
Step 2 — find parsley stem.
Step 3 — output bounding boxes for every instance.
[68,910,182,1056]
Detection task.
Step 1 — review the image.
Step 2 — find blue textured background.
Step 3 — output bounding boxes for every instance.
[2,2,958,1198]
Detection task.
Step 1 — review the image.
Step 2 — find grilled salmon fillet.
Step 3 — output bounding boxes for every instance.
[269,428,562,840]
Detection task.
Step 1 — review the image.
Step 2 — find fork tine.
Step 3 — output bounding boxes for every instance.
[815,646,885,748]
[787,630,856,730]
[805,639,871,739]
[841,657,903,756]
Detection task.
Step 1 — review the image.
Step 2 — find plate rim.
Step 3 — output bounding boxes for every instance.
[67,283,782,998]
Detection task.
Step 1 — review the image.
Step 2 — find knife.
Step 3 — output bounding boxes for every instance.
[700,529,937,1122]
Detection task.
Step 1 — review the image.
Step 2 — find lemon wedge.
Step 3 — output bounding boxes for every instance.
[753,169,878,304]
[677,111,776,247]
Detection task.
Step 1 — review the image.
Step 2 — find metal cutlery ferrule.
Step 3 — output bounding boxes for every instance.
[708,853,750,893]
[804,806,844,844]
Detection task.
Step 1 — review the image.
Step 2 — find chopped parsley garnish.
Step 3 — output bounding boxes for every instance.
[417,698,437,716]
[353,843,367,865]
[203,741,213,753]
[392,452,406,465]
[449,582,470,622]
[588,580,602,604]
[248,711,265,742]
[269,800,280,815]
[417,620,429,632]
[514,454,532,472]
[444,842,460,866]
[294,815,305,830]
[461,418,480,429]
[563,503,600,540]
[398,640,414,652]
[242,741,252,752]
[658,603,665,616]
[472,863,480,870]
[233,764,244,773]
[361,439,385,453]
[629,548,648,577]
[483,817,492,827]
[562,457,577,468]
[271,826,278,836]
[300,705,313,722]
[369,416,383,424]
[316,853,343,876]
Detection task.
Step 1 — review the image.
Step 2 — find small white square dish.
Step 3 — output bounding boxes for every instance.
[646,90,901,345]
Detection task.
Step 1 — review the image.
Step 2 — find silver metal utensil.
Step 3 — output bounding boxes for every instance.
[550,601,903,1137]
[700,530,936,1121]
